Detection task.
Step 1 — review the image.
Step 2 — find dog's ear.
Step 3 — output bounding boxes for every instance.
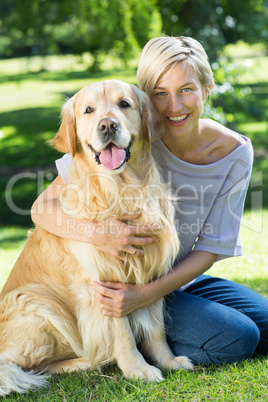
[131,86,165,143]
[49,96,77,157]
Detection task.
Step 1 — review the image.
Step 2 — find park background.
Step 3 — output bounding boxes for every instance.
[0,0,268,400]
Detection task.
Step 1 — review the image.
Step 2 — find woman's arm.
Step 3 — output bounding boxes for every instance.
[31,175,158,259]
[92,250,217,317]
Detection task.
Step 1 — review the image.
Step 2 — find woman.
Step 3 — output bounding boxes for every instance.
[32,36,268,365]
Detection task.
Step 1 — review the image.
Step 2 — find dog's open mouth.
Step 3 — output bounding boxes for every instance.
[88,139,133,170]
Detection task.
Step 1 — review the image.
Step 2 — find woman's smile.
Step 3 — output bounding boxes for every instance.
[166,114,190,125]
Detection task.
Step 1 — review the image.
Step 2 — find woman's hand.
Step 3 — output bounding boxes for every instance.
[90,213,159,261]
[92,281,152,317]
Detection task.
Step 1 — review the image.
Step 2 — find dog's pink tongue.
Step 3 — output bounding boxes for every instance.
[99,145,126,170]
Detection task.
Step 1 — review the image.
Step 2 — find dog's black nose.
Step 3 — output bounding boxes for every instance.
[98,118,119,135]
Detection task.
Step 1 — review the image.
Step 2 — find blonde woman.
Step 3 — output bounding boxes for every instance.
[32,36,268,365]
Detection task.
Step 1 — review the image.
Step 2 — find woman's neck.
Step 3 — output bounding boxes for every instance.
[161,121,203,162]
[160,118,242,165]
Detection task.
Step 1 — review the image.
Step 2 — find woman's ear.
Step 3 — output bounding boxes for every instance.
[49,95,77,157]
[204,85,213,101]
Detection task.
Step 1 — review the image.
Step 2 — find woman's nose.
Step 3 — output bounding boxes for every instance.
[169,94,182,113]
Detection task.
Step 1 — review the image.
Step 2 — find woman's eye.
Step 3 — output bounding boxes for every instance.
[85,106,93,114]
[182,88,191,93]
[156,91,167,96]
[119,100,131,108]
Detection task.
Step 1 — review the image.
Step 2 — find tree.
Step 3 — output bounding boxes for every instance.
[157,0,268,61]
[1,0,267,68]
[0,0,67,57]
[55,0,162,69]
[0,0,162,66]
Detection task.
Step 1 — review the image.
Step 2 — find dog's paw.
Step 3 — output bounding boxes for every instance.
[127,365,164,382]
[166,356,193,370]
[47,357,92,374]
[71,359,93,372]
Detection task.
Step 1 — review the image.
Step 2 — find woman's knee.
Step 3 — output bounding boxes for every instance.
[164,288,261,365]
[206,317,260,365]
[167,316,260,366]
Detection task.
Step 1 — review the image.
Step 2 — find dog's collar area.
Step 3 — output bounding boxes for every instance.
[88,138,133,170]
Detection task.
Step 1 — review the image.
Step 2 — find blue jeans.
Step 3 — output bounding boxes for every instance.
[164,274,268,365]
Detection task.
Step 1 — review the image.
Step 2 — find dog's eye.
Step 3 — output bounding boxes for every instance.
[119,100,131,109]
[85,106,93,114]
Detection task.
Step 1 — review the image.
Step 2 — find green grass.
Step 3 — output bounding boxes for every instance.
[224,41,268,84]
[2,360,268,401]
[1,210,268,401]
[0,359,267,401]
[0,226,28,286]
[210,210,268,298]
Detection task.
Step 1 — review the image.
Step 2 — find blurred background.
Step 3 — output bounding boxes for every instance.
[0,0,268,282]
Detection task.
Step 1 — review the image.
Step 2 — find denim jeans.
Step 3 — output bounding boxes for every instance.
[164,274,268,365]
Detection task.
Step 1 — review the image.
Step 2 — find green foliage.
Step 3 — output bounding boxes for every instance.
[1,0,267,64]
[0,0,162,67]
[0,0,65,57]
[157,0,268,61]
[204,55,261,125]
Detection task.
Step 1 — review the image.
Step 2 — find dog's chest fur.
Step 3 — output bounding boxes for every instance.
[61,157,179,286]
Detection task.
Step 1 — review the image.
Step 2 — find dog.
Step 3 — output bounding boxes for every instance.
[0,80,193,396]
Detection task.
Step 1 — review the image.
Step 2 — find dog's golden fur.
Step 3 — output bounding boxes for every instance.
[0,80,192,396]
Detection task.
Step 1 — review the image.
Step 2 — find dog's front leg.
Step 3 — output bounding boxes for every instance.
[113,316,164,382]
[145,299,193,371]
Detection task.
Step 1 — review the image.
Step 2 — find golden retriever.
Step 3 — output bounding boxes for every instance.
[0,80,192,396]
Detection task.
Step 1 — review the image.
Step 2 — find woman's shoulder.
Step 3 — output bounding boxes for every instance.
[201,119,250,163]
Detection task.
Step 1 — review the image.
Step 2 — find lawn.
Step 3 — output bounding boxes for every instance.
[1,44,268,400]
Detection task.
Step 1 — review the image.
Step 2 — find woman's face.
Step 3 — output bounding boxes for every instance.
[151,62,208,141]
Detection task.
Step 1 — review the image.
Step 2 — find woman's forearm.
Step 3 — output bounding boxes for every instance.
[31,175,94,243]
[31,176,157,258]
[142,250,218,305]
[32,196,95,243]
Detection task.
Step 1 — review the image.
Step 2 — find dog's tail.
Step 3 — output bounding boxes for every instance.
[0,361,49,396]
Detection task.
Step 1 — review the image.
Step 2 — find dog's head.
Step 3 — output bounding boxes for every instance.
[51,80,164,173]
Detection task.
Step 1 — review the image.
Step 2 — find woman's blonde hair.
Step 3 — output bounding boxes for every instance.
[137,36,214,97]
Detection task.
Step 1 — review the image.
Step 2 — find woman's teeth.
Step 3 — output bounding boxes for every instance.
[168,114,188,122]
